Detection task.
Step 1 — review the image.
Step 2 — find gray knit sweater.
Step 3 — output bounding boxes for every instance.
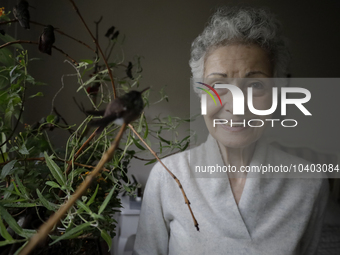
[133,135,329,255]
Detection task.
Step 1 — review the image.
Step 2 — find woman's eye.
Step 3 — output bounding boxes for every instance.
[250,82,264,89]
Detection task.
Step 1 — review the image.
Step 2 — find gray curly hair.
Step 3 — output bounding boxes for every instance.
[189,6,290,83]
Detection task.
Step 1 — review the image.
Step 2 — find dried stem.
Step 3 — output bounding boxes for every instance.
[0,19,95,52]
[128,124,199,231]
[68,0,117,98]
[0,40,78,66]
[19,123,127,255]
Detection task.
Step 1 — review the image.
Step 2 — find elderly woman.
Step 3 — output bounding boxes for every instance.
[133,6,329,255]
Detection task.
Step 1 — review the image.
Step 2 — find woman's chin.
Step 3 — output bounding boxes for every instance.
[210,125,262,149]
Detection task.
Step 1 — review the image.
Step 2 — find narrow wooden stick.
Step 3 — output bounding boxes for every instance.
[19,123,127,255]
[128,124,199,231]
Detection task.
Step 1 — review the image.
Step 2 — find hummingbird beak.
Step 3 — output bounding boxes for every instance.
[140,87,150,94]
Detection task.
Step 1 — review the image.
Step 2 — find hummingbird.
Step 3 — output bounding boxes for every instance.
[38,25,56,55]
[126,62,134,80]
[105,26,115,38]
[13,0,30,29]
[87,88,149,133]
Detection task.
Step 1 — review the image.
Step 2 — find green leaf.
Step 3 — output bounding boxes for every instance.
[1,133,7,157]
[11,180,21,196]
[77,75,97,92]
[101,230,112,251]
[0,215,13,241]
[123,184,131,193]
[1,159,17,178]
[0,48,15,66]
[13,241,29,255]
[0,205,28,238]
[76,200,91,214]
[45,181,61,189]
[3,203,36,207]
[181,141,189,151]
[44,152,66,187]
[67,168,87,181]
[143,116,149,139]
[36,189,56,211]
[98,185,116,215]
[49,222,92,245]
[80,59,93,64]
[145,158,157,166]
[29,92,43,98]
[158,136,171,145]
[0,239,26,247]
[0,34,24,50]
[46,115,55,123]
[180,135,190,144]
[18,144,29,155]
[131,136,145,151]
[9,65,18,77]
[86,184,99,207]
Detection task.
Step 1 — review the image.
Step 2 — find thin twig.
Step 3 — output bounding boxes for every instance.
[52,45,78,66]
[94,16,103,74]
[117,147,189,161]
[0,40,78,66]
[72,97,87,117]
[128,124,199,231]
[53,107,73,135]
[19,123,127,255]
[0,19,95,52]
[68,0,117,98]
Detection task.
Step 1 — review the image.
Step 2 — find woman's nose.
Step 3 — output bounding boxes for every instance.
[221,90,233,113]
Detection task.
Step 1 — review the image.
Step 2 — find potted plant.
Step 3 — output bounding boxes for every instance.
[0,2,194,254]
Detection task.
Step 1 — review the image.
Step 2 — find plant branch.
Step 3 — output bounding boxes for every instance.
[94,16,103,74]
[117,148,189,161]
[19,123,127,255]
[0,40,78,66]
[128,124,199,231]
[0,19,95,52]
[52,107,73,135]
[68,0,116,98]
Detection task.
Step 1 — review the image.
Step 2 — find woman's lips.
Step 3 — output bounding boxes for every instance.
[214,119,253,132]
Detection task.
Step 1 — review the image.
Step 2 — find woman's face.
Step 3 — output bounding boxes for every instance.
[203,44,273,149]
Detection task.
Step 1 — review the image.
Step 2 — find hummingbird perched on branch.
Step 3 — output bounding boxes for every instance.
[87,88,150,133]
[38,25,56,55]
[13,0,30,29]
